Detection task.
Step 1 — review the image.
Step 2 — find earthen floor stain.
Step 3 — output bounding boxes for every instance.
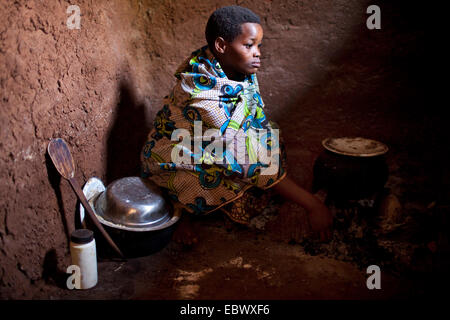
[38,213,414,300]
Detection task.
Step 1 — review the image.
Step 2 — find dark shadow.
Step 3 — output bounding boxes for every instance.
[45,153,71,245]
[105,78,153,184]
[74,199,85,230]
[42,249,68,289]
[274,0,429,125]
[266,0,436,195]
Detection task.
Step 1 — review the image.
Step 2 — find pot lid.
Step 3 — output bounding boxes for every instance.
[80,177,180,232]
[322,137,388,157]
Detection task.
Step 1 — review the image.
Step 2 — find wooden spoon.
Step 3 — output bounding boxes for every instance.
[48,138,125,259]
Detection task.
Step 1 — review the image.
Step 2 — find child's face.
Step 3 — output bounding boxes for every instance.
[219,23,263,80]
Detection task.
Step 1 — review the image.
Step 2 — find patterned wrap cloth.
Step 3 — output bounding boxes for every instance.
[141,46,287,224]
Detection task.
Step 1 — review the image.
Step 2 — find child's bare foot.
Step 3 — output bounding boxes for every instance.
[222,212,235,232]
[172,213,198,246]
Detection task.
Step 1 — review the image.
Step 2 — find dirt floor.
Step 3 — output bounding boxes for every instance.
[34,208,422,300]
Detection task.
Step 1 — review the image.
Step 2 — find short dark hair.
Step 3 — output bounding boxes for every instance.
[205,6,261,51]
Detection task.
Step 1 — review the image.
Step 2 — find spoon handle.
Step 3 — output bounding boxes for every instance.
[69,177,126,259]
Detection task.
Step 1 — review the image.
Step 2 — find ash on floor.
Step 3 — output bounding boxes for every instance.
[32,193,442,300]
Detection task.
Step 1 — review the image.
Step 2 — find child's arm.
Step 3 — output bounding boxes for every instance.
[273,175,333,241]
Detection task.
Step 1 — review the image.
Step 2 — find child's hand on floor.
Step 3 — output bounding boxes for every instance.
[307,202,333,242]
[273,176,334,242]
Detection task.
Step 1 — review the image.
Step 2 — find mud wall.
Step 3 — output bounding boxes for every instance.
[0,0,438,299]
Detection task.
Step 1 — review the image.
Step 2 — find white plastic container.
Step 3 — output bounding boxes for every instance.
[69,229,98,289]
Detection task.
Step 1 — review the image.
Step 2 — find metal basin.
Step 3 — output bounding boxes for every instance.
[94,177,172,231]
[80,176,181,258]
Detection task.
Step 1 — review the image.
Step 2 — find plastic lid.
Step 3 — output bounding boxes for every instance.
[70,229,94,244]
